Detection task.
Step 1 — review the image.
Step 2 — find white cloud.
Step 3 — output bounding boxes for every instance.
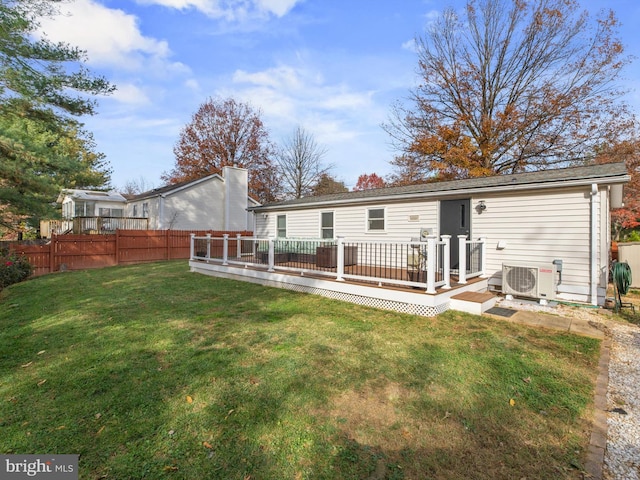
[110,83,151,105]
[37,0,174,70]
[136,0,301,20]
[402,39,417,52]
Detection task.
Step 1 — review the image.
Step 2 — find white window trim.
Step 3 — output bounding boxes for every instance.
[366,206,387,233]
[319,210,335,239]
[276,214,287,238]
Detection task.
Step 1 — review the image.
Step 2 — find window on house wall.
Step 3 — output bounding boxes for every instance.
[321,211,334,239]
[142,203,149,218]
[74,201,95,217]
[133,205,138,217]
[277,215,287,238]
[367,208,385,231]
[99,208,110,217]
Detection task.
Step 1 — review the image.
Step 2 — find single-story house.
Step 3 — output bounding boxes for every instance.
[244,162,629,307]
[54,166,257,233]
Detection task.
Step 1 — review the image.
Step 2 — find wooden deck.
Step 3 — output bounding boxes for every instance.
[190,258,491,317]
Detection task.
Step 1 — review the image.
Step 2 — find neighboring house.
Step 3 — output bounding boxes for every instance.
[53,166,257,233]
[248,162,629,306]
[125,166,257,231]
[57,189,127,219]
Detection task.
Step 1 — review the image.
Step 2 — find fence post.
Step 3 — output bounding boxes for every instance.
[336,236,345,282]
[441,235,451,289]
[268,238,275,272]
[458,235,467,284]
[50,233,56,274]
[222,234,229,265]
[115,229,120,265]
[479,236,487,277]
[236,234,242,259]
[190,234,195,260]
[165,229,171,260]
[425,235,437,294]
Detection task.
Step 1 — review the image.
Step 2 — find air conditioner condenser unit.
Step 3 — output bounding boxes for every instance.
[502,263,557,301]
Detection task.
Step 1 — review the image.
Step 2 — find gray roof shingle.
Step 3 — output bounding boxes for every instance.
[252,162,629,211]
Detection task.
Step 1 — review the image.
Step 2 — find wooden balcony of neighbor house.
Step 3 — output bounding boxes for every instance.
[41,217,150,236]
[188,234,491,317]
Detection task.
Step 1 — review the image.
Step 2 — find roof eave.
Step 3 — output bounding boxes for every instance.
[249,173,630,212]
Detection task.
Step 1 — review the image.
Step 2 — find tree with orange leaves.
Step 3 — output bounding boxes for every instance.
[162,97,279,203]
[385,0,636,184]
[353,173,386,191]
[596,138,640,240]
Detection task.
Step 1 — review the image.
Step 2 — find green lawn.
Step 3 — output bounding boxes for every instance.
[0,261,600,479]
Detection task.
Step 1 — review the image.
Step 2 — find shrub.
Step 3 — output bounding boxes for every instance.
[0,249,33,290]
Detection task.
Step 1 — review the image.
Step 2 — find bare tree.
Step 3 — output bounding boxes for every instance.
[384,0,635,183]
[275,126,330,199]
[120,176,154,195]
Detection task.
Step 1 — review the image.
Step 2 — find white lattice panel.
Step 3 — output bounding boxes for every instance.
[279,283,448,317]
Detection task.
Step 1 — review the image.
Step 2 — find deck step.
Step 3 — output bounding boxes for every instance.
[449,291,497,315]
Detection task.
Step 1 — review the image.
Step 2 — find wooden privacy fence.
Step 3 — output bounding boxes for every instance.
[8,230,252,277]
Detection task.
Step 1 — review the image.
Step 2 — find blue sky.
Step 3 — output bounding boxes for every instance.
[37,0,640,191]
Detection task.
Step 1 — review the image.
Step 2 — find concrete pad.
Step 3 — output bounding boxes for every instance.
[569,319,605,339]
[486,309,605,338]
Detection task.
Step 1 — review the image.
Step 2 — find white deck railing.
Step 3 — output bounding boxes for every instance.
[191,234,486,293]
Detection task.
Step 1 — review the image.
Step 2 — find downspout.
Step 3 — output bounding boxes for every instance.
[225,178,230,231]
[590,184,598,305]
[159,194,166,230]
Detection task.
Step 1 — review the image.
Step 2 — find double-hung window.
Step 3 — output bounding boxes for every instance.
[367,208,385,232]
[277,215,287,238]
[321,212,334,239]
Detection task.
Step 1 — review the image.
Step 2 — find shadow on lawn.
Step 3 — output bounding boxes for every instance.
[0,263,599,479]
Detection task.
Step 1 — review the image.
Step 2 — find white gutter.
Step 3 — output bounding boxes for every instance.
[590,184,599,305]
[224,176,230,231]
[159,194,166,230]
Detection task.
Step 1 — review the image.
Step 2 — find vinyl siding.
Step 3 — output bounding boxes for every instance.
[163,178,225,230]
[473,186,607,296]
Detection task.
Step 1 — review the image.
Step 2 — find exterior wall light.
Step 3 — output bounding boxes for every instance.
[476,200,487,213]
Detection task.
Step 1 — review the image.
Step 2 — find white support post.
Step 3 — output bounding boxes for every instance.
[206,234,211,259]
[190,233,195,260]
[336,236,345,282]
[236,234,242,259]
[426,235,437,294]
[268,238,275,272]
[441,235,451,289]
[458,235,467,284]
[222,234,229,265]
[479,236,487,277]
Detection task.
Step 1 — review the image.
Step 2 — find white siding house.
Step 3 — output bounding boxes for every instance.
[57,190,127,219]
[55,166,257,233]
[125,166,257,231]
[249,163,629,306]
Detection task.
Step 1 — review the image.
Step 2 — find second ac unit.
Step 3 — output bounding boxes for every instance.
[502,263,557,300]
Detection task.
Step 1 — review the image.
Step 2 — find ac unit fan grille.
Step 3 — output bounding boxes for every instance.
[504,266,537,294]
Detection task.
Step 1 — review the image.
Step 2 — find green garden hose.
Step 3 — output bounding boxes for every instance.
[612,261,632,295]
[611,261,633,312]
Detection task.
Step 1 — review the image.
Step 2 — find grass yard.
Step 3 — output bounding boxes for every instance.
[0,261,600,479]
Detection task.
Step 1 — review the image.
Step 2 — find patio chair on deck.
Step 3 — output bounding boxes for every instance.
[407,228,431,282]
